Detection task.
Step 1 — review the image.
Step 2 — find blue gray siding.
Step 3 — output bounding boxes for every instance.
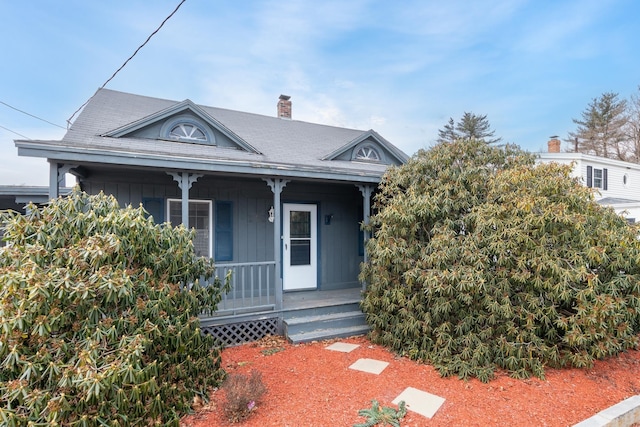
[79,168,364,291]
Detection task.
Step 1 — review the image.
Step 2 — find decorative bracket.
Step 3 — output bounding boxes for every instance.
[168,172,203,190]
[58,164,78,185]
[263,178,290,194]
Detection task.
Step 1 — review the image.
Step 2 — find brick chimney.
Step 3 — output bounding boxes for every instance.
[548,136,561,153]
[277,95,292,119]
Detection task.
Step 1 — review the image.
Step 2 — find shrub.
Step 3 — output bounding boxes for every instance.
[222,370,266,423]
[361,139,640,382]
[354,400,407,427]
[0,189,229,425]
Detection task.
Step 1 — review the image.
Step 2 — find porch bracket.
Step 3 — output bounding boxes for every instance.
[168,172,203,190]
[57,164,78,185]
[167,172,203,228]
[263,178,290,313]
[357,184,374,290]
[49,162,77,199]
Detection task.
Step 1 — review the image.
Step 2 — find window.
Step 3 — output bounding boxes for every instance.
[162,118,214,145]
[593,168,603,188]
[169,123,207,142]
[168,199,212,257]
[354,145,381,162]
[586,166,608,190]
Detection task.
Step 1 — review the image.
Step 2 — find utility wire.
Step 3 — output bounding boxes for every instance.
[0,100,66,129]
[0,124,31,140]
[67,0,187,128]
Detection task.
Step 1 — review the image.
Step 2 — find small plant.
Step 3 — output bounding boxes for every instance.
[261,346,285,356]
[354,400,407,427]
[222,370,267,423]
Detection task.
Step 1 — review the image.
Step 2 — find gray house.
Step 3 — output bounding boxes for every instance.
[14,89,408,344]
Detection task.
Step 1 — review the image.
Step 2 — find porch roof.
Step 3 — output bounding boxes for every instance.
[15,89,408,184]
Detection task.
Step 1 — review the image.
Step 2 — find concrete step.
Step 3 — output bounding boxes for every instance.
[286,324,370,344]
[283,301,362,319]
[284,310,367,336]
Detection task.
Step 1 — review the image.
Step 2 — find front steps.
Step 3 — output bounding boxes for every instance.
[283,301,370,344]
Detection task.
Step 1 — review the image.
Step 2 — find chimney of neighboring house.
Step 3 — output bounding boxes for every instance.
[548,136,561,153]
[277,95,292,119]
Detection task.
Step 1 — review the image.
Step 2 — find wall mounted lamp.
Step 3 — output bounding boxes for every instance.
[268,206,275,223]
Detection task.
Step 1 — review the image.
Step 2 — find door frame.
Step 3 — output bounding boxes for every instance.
[282,202,318,291]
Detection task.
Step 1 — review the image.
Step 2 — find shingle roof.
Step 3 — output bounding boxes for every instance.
[50,89,407,179]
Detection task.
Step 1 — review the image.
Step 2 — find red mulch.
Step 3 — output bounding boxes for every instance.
[181,335,640,426]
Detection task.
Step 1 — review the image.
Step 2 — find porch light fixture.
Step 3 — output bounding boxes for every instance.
[268,206,275,223]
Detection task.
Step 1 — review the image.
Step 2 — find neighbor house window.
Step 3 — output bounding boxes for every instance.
[586,166,608,190]
[168,199,212,258]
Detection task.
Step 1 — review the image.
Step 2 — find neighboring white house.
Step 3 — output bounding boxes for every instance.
[537,138,640,223]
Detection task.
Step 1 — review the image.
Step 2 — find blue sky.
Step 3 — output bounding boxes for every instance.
[1,0,639,185]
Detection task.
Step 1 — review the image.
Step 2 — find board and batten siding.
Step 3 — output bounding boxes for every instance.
[79,168,364,291]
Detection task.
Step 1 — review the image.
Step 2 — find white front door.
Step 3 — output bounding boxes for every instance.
[283,203,317,291]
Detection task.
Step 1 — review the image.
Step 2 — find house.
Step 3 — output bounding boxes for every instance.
[14,88,408,344]
[538,138,640,222]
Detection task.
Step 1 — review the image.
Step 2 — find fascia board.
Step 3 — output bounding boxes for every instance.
[16,142,383,184]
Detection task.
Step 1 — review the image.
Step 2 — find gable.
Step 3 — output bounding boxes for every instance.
[102,99,260,154]
[322,130,408,166]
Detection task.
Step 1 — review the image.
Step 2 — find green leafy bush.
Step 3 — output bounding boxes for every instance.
[361,139,640,382]
[354,400,407,427]
[0,189,228,425]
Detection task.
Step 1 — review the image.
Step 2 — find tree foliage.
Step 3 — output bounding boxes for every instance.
[0,189,228,426]
[626,86,640,162]
[361,139,640,382]
[567,92,628,160]
[437,112,502,144]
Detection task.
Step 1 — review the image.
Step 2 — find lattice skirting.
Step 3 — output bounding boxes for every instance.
[202,317,279,346]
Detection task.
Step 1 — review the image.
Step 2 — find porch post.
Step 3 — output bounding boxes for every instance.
[357,184,374,289]
[168,172,203,227]
[49,162,59,199]
[264,178,289,311]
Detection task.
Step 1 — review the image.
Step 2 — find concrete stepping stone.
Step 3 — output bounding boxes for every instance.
[349,358,389,374]
[393,387,445,419]
[325,342,360,353]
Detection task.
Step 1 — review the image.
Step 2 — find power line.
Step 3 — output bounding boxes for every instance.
[0,100,66,129]
[67,0,187,127]
[0,124,31,140]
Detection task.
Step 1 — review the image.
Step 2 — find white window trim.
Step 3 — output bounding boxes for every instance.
[593,168,603,189]
[167,198,213,258]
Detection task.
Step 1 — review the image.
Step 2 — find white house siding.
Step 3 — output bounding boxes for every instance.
[537,152,640,223]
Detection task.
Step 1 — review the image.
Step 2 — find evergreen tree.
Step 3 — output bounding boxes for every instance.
[567,92,628,160]
[436,112,501,144]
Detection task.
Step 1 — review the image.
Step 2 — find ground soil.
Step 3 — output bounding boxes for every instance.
[181,335,640,427]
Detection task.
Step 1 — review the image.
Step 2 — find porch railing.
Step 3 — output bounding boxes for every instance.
[212,261,277,316]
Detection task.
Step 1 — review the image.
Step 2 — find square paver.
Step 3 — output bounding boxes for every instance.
[325,342,360,353]
[392,387,445,419]
[348,358,389,375]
